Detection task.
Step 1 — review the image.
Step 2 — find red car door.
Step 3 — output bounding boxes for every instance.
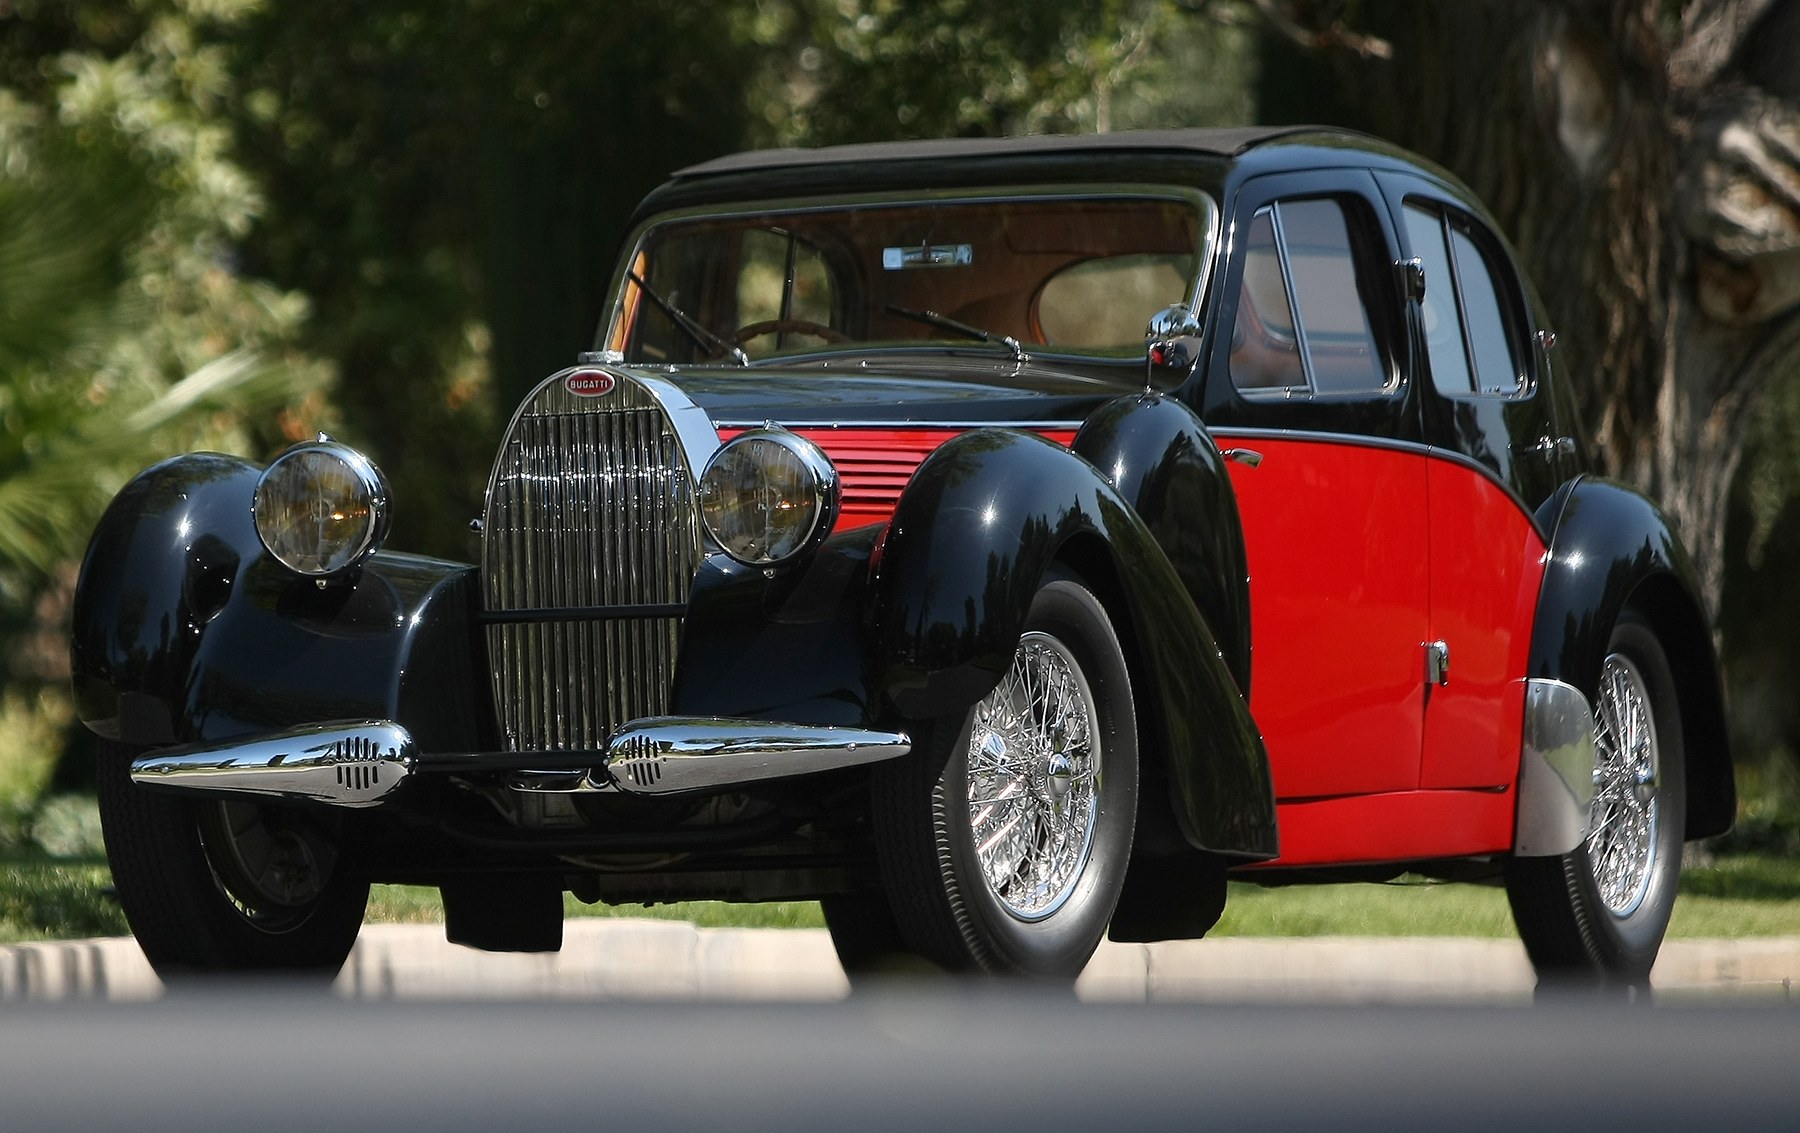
[1203,177,1428,808]
[1401,195,1555,796]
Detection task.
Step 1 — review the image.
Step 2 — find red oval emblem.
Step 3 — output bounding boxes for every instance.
[564,370,617,398]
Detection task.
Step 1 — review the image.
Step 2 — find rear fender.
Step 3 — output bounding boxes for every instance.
[1529,477,1734,839]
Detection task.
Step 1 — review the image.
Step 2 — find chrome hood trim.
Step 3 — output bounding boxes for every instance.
[130,721,415,808]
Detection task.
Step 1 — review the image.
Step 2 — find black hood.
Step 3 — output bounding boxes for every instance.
[638,353,1148,428]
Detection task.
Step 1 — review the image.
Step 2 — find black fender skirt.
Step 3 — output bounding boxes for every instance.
[71,454,492,753]
[1530,477,1734,839]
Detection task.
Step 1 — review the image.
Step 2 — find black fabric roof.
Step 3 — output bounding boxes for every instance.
[671,126,1329,180]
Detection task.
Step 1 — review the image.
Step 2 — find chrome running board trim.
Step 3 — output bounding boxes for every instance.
[130,721,416,808]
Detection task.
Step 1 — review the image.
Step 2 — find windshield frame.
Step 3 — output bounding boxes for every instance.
[596,184,1222,369]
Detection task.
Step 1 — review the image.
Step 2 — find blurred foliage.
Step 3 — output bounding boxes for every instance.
[0,687,68,848]
[0,0,329,837]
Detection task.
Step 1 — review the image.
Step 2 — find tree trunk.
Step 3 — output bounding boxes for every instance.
[1247,0,1800,619]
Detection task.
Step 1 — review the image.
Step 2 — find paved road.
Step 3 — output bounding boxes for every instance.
[1,986,1796,1132]
[4,926,1794,1130]
[4,921,1797,1002]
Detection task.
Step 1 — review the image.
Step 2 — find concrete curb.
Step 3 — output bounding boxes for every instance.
[3,924,1796,1003]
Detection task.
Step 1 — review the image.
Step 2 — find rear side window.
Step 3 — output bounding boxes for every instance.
[1229,198,1387,397]
[1403,202,1526,397]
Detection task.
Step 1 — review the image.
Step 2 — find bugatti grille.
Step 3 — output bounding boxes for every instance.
[482,375,704,752]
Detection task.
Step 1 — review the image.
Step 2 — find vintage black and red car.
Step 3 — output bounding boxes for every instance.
[73,127,1732,984]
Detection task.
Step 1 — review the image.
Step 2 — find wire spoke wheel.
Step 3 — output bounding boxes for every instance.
[966,632,1101,921]
[1504,611,1685,985]
[858,567,1137,978]
[1588,654,1660,918]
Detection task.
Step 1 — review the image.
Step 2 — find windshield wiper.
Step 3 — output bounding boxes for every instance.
[885,304,1025,362]
[627,270,749,366]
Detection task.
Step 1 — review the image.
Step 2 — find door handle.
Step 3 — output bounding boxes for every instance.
[1517,435,1574,459]
[1221,448,1263,468]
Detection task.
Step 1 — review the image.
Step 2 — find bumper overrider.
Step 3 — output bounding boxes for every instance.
[129,718,911,808]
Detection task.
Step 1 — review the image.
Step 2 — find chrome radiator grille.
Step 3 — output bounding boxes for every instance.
[482,373,705,752]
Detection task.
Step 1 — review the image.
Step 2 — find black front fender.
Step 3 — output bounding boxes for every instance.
[1530,477,1734,838]
[1071,392,1250,694]
[868,427,1276,857]
[71,453,492,753]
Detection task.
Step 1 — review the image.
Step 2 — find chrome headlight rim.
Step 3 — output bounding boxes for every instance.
[699,427,840,568]
[252,438,392,578]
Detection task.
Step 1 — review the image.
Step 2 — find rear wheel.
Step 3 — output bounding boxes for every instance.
[859,569,1138,978]
[97,740,369,978]
[1505,612,1685,985]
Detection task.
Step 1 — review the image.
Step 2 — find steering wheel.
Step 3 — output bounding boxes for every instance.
[729,318,851,346]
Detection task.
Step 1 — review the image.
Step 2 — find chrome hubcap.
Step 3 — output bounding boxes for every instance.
[965,631,1101,921]
[1587,652,1660,917]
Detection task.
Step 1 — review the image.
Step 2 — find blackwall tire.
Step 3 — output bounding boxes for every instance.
[96,740,369,979]
[820,894,927,979]
[1505,611,1686,985]
[869,568,1138,978]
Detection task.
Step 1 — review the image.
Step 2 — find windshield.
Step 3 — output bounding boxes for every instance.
[601,191,1213,365]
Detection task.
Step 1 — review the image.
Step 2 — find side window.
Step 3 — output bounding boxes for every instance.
[1230,198,1387,396]
[1403,202,1525,397]
[1230,210,1305,390]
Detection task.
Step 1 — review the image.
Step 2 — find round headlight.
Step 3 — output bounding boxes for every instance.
[253,439,391,577]
[699,430,839,566]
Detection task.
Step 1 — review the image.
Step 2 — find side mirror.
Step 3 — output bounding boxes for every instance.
[1146,304,1203,377]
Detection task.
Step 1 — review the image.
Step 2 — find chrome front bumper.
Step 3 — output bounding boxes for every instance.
[130,718,911,807]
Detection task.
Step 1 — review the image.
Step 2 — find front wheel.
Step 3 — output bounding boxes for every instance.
[1505,612,1686,985]
[864,568,1138,978]
[97,740,370,978]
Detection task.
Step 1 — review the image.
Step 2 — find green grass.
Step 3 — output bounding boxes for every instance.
[0,859,129,943]
[3,853,1797,945]
[1211,855,1800,939]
